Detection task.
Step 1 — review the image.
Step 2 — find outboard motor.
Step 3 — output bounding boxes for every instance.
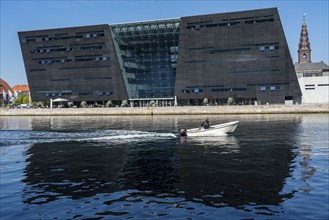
[179,128,187,137]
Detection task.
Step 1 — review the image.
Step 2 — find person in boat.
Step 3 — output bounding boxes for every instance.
[179,128,187,137]
[200,118,210,129]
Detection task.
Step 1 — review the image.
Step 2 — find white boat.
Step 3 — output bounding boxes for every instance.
[185,121,239,137]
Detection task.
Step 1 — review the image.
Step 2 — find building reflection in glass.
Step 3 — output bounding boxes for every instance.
[111,20,180,100]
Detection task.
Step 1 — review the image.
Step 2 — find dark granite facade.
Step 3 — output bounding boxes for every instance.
[19,8,301,104]
[176,8,301,104]
[18,25,127,103]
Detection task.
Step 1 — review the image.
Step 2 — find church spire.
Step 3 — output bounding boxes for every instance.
[298,13,311,63]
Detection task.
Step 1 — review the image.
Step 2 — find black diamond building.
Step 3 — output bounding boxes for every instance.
[18,8,301,106]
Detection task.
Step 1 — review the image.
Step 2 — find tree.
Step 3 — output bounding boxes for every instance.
[80,101,87,108]
[35,102,45,107]
[203,98,209,106]
[15,94,29,104]
[68,102,74,108]
[106,100,113,107]
[227,97,234,105]
[149,100,156,107]
[121,99,128,107]
[23,96,29,104]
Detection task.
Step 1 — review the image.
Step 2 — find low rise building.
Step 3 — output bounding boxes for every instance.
[0,79,14,104]
[12,84,30,97]
[294,15,329,104]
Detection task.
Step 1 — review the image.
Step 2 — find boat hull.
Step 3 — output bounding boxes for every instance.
[186,121,239,137]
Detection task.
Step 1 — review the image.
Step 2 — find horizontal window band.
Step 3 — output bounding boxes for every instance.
[84,77,112,80]
[241,42,279,46]
[185,56,280,63]
[71,43,106,47]
[229,69,280,74]
[59,65,111,70]
[210,48,251,54]
[30,69,46,72]
[23,33,105,43]
[55,33,68,36]
[211,88,247,92]
[75,30,105,34]
[186,85,224,88]
[247,83,289,86]
[245,18,274,24]
[186,17,274,29]
[186,20,213,25]
[51,79,70,81]
[25,34,48,39]
[75,54,103,58]
[78,93,91,96]
[188,47,214,51]
[33,56,67,60]
[36,45,64,49]
[36,90,72,93]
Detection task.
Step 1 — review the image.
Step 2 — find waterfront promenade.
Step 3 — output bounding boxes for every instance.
[1,104,328,116]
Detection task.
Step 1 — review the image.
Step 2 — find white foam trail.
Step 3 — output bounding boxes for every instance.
[84,130,177,142]
[0,129,177,147]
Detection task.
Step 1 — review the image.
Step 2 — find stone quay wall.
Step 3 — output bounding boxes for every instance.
[1,105,328,116]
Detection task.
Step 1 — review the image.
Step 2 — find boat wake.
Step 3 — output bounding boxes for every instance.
[86,130,177,142]
[0,130,177,147]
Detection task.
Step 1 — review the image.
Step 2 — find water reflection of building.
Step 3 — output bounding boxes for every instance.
[117,142,179,191]
[175,145,294,206]
[22,141,126,204]
[176,118,302,207]
[183,136,240,154]
[22,118,299,208]
[299,145,316,186]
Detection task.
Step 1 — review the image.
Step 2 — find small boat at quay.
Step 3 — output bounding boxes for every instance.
[180,121,239,137]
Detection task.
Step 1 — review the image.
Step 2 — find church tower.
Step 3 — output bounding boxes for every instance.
[298,14,311,63]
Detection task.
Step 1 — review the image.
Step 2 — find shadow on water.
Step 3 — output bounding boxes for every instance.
[20,117,301,217]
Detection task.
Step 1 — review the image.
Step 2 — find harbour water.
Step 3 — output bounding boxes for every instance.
[0,114,328,219]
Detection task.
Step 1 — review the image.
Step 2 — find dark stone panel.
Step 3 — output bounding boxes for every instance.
[18,8,302,104]
[175,8,301,104]
[18,24,128,102]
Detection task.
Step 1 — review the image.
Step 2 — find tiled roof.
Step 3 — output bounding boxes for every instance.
[12,84,30,92]
[295,61,329,71]
[0,79,14,95]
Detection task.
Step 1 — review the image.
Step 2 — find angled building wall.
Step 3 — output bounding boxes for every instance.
[18,8,301,105]
[18,25,127,103]
[175,8,301,104]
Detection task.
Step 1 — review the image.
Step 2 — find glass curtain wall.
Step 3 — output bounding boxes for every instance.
[111,19,180,104]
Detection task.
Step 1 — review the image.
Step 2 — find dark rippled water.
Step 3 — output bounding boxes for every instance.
[1,114,328,219]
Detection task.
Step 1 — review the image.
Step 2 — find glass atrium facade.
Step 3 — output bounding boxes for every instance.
[111,19,180,101]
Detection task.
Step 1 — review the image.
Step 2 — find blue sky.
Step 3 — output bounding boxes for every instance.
[1,0,328,86]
